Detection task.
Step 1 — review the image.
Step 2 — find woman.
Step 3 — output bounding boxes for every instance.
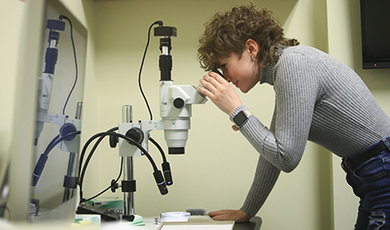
[197,4,390,229]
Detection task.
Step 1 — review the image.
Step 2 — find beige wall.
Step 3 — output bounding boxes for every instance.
[2,0,390,229]
[0,0,25,178]
[89,0,331,229]
[327,0,390,229]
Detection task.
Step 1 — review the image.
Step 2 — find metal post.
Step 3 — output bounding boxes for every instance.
[63,102,82,202]
[122,105,134,217]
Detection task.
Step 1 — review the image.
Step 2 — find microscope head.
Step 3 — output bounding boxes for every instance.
[160,81,207,154]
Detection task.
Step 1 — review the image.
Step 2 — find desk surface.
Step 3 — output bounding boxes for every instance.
[101,216,262,230]
[0,216,262,230]
[155,216,262,230]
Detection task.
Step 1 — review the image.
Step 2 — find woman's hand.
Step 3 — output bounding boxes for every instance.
[198,72,242,116]
[207,209,251,222]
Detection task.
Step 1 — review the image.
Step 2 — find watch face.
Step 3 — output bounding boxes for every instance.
[233,111,248,126]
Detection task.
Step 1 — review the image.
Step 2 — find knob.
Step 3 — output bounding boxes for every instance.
[125,127,144,144]
[173,98,185,109]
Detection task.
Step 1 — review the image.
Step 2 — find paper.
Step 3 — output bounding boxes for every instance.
[160,224,234,230]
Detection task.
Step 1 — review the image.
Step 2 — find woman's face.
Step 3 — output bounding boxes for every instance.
[218,49,260,93]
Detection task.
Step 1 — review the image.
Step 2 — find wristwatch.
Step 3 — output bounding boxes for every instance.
[233,110,252,127]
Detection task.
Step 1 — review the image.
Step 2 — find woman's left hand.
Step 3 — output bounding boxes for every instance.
[198,72,242,115]
[207,209,251,222]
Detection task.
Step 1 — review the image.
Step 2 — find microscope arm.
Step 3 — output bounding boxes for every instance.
[36,111,81,153]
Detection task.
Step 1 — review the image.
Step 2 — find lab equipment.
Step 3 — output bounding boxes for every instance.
[212,67,225,79]
[76,21,206,222]
[5,0,88,222]
[35,18,65,143]
[115,22,206,220]
[0,164,9,218]
[118,23,206,156]
[32,16,82,195]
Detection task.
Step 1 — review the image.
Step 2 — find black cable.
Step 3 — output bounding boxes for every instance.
[82,158,124,203]
[45,131,80,155]
[32,131,81,186]
[78,127,118,181]
[43,134,61,155]
[59,15,78,116]
[78,131,159,202]
[0,205,9,219]
[78,129,118,200]
[46,131,80,155]
[149,136,173,186]
[138,21,163,120]
[77,127,118,201]
[149,136,167,162]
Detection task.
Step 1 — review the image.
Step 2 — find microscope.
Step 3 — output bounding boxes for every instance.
[76,21,206,222]
[33,16,82,203]
[114,23,207,220]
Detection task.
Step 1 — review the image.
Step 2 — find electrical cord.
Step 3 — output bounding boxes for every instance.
[46,131,80,155]
[149,137,167,162]
[43,134,61,155]
[78,127,118,201]
[78,127,118,182]
[32,131,81,186]
[79,131,158,182]
[78,131,165,203]
[59,15,78,116]
[138,21,163,120]
[82,158,123,203]
[149,137,173,185]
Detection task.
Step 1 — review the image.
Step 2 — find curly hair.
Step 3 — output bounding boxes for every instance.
[198,3,299,71]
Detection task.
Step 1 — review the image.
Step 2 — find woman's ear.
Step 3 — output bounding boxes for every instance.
[245,39,259,58]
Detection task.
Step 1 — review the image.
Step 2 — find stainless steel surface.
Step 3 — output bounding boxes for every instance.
[122,105,134,216]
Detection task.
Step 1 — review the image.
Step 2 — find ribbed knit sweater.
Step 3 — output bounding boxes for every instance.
[229,45,390,217]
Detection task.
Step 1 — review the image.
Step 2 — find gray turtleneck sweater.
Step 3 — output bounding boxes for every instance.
[229,45,390,217]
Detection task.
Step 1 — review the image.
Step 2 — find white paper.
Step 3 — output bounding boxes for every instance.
[160,224,233,230]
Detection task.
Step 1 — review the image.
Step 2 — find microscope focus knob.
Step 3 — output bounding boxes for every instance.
[126,128,144,144]
[173,98,185,109]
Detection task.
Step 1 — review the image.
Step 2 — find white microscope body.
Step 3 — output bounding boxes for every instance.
[118,82,206,157]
